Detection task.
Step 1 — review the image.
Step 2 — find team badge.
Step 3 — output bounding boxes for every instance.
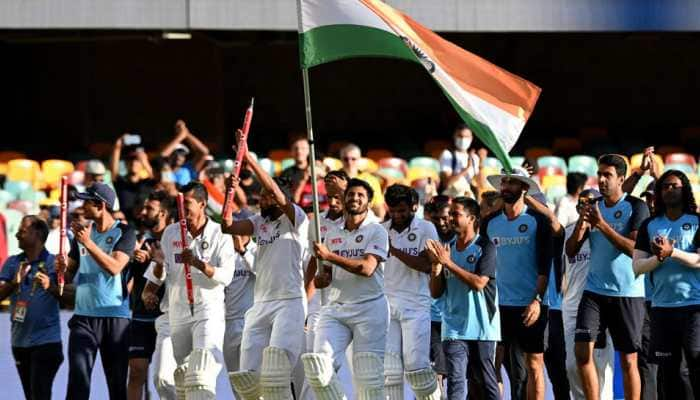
[518,224,528,233]
[355,235,364,243]
[614,210,623,219]
[408,233,417,242]
[682,223,691,231]
[106,236,114,244]
[467,255,477,264]
[201,241,209,250]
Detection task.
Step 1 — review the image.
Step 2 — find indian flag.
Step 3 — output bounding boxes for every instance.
[297,0,541,170]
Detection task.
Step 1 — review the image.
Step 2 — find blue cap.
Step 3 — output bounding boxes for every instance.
[233,208,254,221]
[75,183,117,211]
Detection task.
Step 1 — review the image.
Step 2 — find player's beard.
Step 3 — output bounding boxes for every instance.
[346,202,368,216]
[500,189,522,204]
[261,205,278,219]
[140,216,159,229]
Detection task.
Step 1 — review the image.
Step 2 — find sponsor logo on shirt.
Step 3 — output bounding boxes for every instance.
[234,269,251,278]
[355,235,364,243]
[333,248,366,258]
[397,247,419,256]
[408,233,417,242]
[491,236,531,246]
[172,240,185,248]
[258,232,281,246]
[567,252,590,264]
[330,237,342,245]
[518,224,528,233]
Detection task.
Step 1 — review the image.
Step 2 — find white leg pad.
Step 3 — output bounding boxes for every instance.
[301,353,347,400]
[352,352,385,400]
[384,352,404,400]
[405,368,441,400]
[184,348,220,400]
[174,364,188,400]
[260,346,293,400]
[229,371,262,400]
[155,376,177,400]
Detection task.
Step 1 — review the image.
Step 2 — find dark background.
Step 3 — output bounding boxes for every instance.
[1,30,699,161]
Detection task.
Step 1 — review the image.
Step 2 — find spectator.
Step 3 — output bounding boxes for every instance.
[56,183,137,400]
[556,172,587,227]
[292,159,329,213]
[111,134,156,222]
[84,160,107,187]
[0,216,64,400]
[45,205,72,256]
[280,136,311,188]
[339,143,386,219]
[439,124,481,192]
[160,119,211,187]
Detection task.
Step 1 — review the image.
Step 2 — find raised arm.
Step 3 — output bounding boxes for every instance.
[110,134,125,178]
[160,120,188,158]
[244,149,296,224]
[181,122,211,172]
[525,194,563,236]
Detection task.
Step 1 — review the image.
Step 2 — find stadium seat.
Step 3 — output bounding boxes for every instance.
[664,153,696,170]
[525,147,553,160]
[509,156,525,169]
[552,137,583,155]
[568,155,598,178]
[537,156,567,174]
[268,149,290,162]
[0,151,27,162]
[3,180,32,198]
[688,173,700,184]
[655,145,684,157]
[408,157,440,174]
[378,158,408,175]
[546,185,568,204]
[258,158,277,176]
[537,166,565,179]
[218,159,235,173]
[664,162,695,175]
[0,189,13,208]
[366,149,394,161]
[376,168,405,183]
[630,153,664,173]
[19,189,46,204]
[0,163,6,176]
[7,159,41,183]
[358,157,378,173]
[42,159,75,189]
[407,167,439,184]
[323,157,343,171]
[541,175,566,191]
[280,158,295,171]
[424,139,451,158]
[481,157,503,170]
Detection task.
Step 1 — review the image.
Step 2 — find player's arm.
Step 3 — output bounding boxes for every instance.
[243,148,296,224]
[631,219,661,275]
[389,246,432,273]
[663,226,700,269]
[565,216,589,258]
[525,194,563,236]
[142,262,164,310]
[429,263,446,298]
[315,246,381,277]
[0,259,18,300]
[74,223,135,276]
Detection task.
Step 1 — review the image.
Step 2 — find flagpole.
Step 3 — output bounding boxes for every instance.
[302,68,323,276]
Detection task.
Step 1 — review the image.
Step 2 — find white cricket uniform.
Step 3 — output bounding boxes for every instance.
[239,204,309,371]
[144,264,177,400]
[314,217,390,369]
[224,240,257,373]
[148,219,235,367]
[383,217,439,371]
[562,224,614,400]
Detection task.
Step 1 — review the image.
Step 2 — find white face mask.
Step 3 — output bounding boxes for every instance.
[454,137,472,151]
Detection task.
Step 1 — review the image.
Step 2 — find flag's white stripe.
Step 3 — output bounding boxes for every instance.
[299,0,396,35]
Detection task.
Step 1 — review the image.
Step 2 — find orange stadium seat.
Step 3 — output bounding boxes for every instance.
[665,153,696,170]
[0,151,27,162]
[525,147,553,160]
[268,149,290,161]
[366,149,394,161]
[552,137,582,155]
[378,157,408,175]
[538,166,565,179]
[42,159,75,189]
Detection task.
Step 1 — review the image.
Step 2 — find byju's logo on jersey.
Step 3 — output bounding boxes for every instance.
[614,210,623,219]
[467,254,477,264]
[408,233,417,242]
[355,235,364,243]
[682,223,692,231]
[518,224,528,233]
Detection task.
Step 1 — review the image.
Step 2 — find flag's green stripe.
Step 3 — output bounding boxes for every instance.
[299,24,416,69]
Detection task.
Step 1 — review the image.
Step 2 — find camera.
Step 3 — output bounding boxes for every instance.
[123,134,142,146]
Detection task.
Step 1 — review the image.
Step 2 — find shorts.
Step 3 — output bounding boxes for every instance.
[430,321,447,375]
[500,305,548,354]
[129,319,158,361]
[574,291,645,354]
[650,305,700,361]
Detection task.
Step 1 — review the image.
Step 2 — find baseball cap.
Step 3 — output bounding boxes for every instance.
[85,160,106,175]
[75,183,117,211]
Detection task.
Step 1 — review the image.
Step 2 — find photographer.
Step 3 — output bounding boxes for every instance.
[111,133,155,223]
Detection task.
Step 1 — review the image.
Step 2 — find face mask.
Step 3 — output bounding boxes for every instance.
[454,137,471,151]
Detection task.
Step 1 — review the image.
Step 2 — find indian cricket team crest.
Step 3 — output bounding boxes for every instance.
[467,254,477,264]
[683,223,692,231]
[518,224,528,233]
[355,235,364,243]
[106,236,114,244]
[408,233,417,242]
[201,241,209,250]
[614,210,623,219]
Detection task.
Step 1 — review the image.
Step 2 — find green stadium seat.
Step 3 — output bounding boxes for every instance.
[481,157,503,170]
[537,156,567,174]
[665,162,695,175]
[568,155,598,177]
[0,190,13,209]
[408,157,440,174]
[4,181,32,198]
[546,185,567,204]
